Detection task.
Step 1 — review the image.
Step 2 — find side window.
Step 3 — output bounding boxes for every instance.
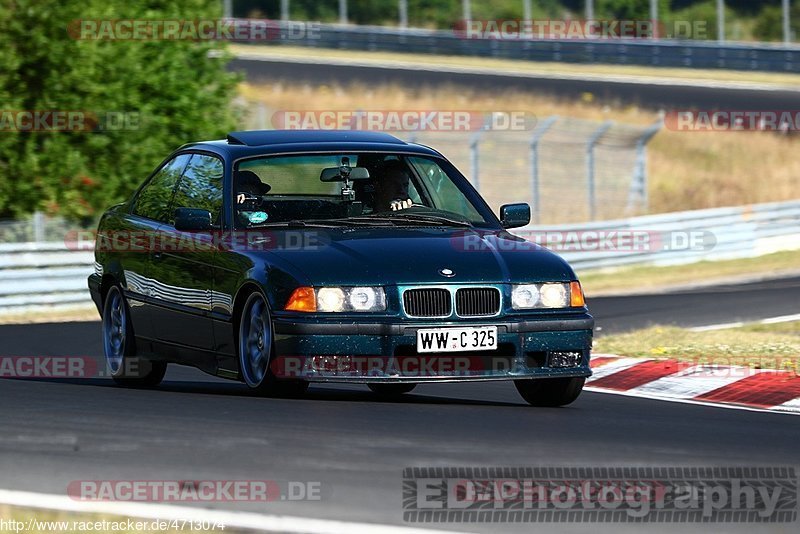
[133,155,191,222]
[407,157,483,221]
[171,154,224,225]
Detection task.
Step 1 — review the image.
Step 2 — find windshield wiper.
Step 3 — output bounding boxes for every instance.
[382,213,473,228]
[249,220,337,229]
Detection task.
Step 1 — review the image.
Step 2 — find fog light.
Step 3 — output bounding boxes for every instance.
[548,351,582,368]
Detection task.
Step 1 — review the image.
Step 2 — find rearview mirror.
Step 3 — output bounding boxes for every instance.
[499,203,531,229]
[174,208,212,232]
[320,166,370,182]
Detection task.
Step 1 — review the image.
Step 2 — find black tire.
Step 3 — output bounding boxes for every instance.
[103,285,167,388]
[368,383,417,396]
[238,291,308,398]
[514,377,585,407]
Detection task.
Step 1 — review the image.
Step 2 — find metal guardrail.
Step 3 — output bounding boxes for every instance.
[262,23,800,72]
[0,199,798,315]
[525,199,800,271]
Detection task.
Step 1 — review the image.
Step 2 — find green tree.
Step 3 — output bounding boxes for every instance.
[0,0,240,221]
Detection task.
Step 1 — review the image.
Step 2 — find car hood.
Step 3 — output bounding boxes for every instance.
[254,226,576,286]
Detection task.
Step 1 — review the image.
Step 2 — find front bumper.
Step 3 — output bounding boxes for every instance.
[271,313,594,383]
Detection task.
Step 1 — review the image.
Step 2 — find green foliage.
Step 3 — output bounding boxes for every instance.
[597,0,653,20]
[752,4,799,41]
[0,0,240,221]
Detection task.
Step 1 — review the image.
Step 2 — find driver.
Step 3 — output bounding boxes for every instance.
[374,159,413,212]
[235,170,271,204]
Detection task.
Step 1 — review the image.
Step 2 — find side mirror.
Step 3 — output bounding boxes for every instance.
[174,208,212,232]
[499,203,531,229]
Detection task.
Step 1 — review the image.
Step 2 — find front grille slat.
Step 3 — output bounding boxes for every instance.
[403,288,451,317]
[455,287,501,317]
[403,287,501,318]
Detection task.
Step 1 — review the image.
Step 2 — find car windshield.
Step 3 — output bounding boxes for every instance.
[233,153,491,229]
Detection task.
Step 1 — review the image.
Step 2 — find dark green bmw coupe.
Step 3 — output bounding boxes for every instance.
[89,130,593,406]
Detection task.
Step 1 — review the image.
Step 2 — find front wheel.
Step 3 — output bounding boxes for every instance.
[103,285,167,388]
[514,377,585,407]
[368,383,417,397]
[238,291,308,397]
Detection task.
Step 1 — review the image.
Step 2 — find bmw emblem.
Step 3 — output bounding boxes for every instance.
[439,268,455,277]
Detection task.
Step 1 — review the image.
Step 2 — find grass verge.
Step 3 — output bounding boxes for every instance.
[593,321,800,373]
[579,249,800,296]
[0,305,98,325]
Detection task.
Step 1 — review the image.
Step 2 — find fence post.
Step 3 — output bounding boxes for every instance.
[281,0,289,21]
[399,0,408,28]
[586,121,613,221]
[256,102,268,129]
[784,0,792,45]
[529,116,558,225]
[628,120,663,214]
[469,127,484,191]
[33,211,45,243]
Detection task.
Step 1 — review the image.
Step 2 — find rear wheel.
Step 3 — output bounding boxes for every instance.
[514,377,584,407]
[103,285,166,388]
[238,291,308,397]
[368,383,417,397]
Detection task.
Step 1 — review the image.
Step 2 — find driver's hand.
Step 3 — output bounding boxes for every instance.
[390,199,412,211]
[236,193,246,204]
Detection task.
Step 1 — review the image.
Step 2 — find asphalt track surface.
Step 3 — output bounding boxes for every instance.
[230,57,800,111]
[1,276,798,532]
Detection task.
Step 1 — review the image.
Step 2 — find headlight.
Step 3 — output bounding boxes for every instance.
[317,288,346,312]
[511,284,540,309]
[285,286,386,312]
[540,283,568,308]
[511,282,581,309]
[348,287,382,311]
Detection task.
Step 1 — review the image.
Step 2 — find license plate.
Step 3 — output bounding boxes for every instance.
[416,326,498,353]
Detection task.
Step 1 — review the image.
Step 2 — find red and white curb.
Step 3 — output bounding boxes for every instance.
[586,355,800,415]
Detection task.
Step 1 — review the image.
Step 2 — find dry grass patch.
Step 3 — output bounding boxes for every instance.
[594,322,800,373]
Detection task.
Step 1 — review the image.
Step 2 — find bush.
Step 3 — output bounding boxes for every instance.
[0,0,240,221]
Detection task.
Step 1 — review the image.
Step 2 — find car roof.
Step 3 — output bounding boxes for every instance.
[176,130,444,160]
